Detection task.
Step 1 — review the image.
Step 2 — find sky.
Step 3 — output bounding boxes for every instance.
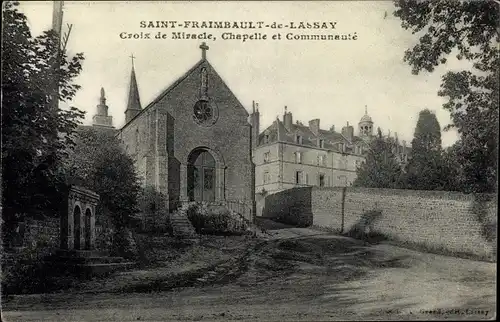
[18,1,466,147]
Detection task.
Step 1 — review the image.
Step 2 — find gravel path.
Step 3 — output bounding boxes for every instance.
[2,225,496,321]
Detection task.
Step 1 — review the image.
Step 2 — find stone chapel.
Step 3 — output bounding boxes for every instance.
[92,43,255,219]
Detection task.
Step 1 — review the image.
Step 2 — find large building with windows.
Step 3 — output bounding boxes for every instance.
[249,104,410,195]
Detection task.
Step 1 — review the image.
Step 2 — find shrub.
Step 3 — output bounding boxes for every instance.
[183,202,249,235]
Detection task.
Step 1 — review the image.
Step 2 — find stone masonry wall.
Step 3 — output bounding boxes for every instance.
[23,218,60,249]
[263,186,497,260]
[262,187,312,226]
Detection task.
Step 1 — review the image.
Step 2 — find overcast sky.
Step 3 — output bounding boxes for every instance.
[19,1,466,147]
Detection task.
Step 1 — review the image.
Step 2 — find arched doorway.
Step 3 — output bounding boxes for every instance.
[73,205,81,250]
[187,149,216,202]
[85,208,92,250]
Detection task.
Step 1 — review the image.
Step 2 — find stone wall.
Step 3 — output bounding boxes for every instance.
[9,218,111,252]
[22,218,60,249]
[262,187,312,226]
[263,186,497,260]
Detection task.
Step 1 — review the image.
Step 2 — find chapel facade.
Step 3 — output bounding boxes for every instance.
[99,43,255,219]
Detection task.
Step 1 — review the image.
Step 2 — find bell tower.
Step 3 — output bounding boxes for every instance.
[92,87,114,128]
[358,105,373,138]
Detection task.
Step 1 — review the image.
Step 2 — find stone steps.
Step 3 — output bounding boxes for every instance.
[170,212,197,238]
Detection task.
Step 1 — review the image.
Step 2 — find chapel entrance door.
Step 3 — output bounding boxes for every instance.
[187,150,216,202]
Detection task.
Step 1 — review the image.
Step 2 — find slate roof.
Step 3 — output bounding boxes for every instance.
[258,119,366,153]
[257,118,411,158]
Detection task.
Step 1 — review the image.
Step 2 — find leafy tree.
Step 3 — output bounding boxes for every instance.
[441,142,466,192]
[2,2,85,240]
[354,128,403,188]
[65,127,141,228]
[403,109,445,190]
[394,0,499,192]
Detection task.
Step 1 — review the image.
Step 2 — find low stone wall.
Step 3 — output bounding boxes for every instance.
[7,218,111,251]
[22,218,60,249]
[263,186,497,260]
[262,187,313,227]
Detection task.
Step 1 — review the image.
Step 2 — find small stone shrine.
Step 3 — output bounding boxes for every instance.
[47,185,134,277]
[60,185,99,251]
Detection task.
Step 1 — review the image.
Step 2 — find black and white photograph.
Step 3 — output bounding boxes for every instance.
[1,1,498,321]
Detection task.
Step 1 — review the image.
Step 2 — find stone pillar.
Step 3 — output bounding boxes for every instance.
[216,166,226,201]
[60,199,74,250]
[89,205,96,250]
[180,164,188,201]
[155,109,169,210]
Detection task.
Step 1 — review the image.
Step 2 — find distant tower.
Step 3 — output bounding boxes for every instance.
[358,105,374,138]
[92,87,114,128]
[124,54,142,124]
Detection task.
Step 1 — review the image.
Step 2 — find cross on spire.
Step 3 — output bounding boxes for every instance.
[365,105,368,115]
[129,53,136,69]
[200,42,209,59]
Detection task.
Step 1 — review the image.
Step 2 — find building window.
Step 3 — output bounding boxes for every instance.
[318,154,326,166]
[296,135,302,144]
[263,171,270,184]
[338,156,347,169]
[263,152,270,163]
[295,171,303,184]
[264,134,270,144]
[295,151,302,164]
[193,99,219,127]
[319,139,324,148]
[305,174,309,185]
[319,174,325,187]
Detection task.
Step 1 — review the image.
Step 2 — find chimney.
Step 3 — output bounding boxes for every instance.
[252,102,260,149]
[308,119,320,135]
[329,125,335,132]
[283,106,293,130]
[341,122,354,142]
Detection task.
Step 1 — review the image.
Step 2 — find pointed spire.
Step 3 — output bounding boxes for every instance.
[100,87,106,105]
[127,65,141,110]
[365,105,368,115]
[125,54,142,123]
[93,86,113,128]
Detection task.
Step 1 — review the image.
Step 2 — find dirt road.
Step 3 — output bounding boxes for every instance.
[2,224,496,321]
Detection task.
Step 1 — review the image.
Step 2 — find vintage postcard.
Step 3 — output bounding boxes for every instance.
[1,1,497,321]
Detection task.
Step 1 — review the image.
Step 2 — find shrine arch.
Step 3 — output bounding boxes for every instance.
[73,205,81,250]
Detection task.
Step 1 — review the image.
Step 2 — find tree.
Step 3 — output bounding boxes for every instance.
[65,128,141,228]
[403,109,445,190]
[441,142,466,192]
[354,128,403,188]
[2,2,85,240]
[394,0,499,193]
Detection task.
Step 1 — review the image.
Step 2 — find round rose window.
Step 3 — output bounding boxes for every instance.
[193,99,218,126]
